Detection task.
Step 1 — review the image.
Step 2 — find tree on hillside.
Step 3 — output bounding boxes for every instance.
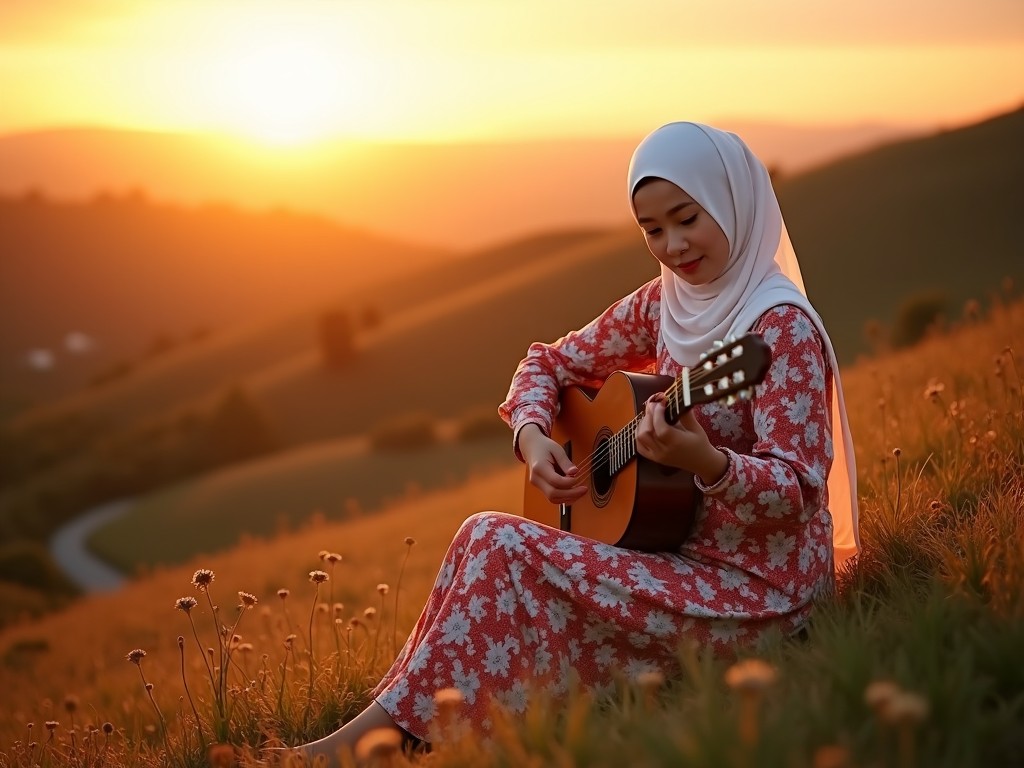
[318,309,356,367]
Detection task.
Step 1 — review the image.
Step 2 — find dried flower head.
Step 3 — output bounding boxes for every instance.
[238,591,258,609]
[325,552,343,565]
[725,658,778,693]
[923,379,945,401]
[863,680,902,715]
[309,570,329,584]
[175,596,198,613]
[238,643,254,653]
[363,607,377,620]
[45,721,59,731]
[318,550,330,561]
[881,691,930,726]
[354,727,403,763]
[317,603,330,614]
[404,536,416,547]
[277,588,290,600]
[63,695,79,713]
[377,583,390,596]
[333,602,345,617]
[892,447,902,458]
[191,569,215,590]
[126,649,147,665]
[102,722,114,735]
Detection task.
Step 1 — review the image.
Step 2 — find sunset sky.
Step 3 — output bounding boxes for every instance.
[1,0,1022,145]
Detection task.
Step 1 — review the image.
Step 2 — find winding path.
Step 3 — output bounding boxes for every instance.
[49,499,132,592]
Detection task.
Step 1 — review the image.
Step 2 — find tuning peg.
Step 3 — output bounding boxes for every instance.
[725,394,737,405]
[712,339,725,350]
[699,351,708,362]
[732,371,745,384]
[738,389,751,400]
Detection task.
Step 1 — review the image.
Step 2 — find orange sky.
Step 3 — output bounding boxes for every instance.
[1,0,1022,144]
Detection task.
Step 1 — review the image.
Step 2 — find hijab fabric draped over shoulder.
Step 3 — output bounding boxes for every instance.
[627,122,860,569]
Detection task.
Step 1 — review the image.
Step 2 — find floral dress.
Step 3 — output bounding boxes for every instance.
[373,278,835,740]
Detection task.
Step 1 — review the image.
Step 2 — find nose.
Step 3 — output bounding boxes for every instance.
[667,229,689,256]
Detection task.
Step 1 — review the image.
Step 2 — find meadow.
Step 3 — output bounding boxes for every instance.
[0,294,1020,767]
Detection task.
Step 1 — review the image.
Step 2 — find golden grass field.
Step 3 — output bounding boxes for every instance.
[0,296,1021,767]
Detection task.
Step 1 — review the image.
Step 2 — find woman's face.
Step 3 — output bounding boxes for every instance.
[632,178,730,286]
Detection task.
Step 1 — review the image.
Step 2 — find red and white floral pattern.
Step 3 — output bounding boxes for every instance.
[373,278,835,740]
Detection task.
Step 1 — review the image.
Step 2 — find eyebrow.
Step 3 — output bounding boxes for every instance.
[636,201,695,224]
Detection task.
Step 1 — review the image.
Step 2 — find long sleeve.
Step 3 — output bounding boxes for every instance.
[498,279,661,456]
[688,305,834,583]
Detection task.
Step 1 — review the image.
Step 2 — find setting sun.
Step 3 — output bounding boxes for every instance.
[208,29,356,144]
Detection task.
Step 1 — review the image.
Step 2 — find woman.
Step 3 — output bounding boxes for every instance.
[286,122,859,763]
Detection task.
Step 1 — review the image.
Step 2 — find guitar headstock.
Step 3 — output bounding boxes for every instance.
[692,333,772,406]
[662,334,772,418]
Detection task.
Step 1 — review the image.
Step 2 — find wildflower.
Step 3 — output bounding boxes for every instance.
[881,691,930,727]
[377,583,390,596]
[725,658,777,693]
[317,603,330,614]
[145,683,154,692]
[191,569,215,590]
[175,596,198,613]
[63,695,79,713]
[929,500,944,512]
[238,591,258,608]
[238,643,254,653]
[364,607,377,620]
[277,588,290,600]
[812,745,852,768]
[892,447,901,458]
[309,570,329,584]
[863,680,901,716]
[354,727,403,765]
[126,649,147,665]
[45,721,59,731]
[318,550,330,561]
[284,634,296,650]
[325,552,343,565]
[404,536,416,547]
[102,722,114,735]
[333,602,345,617]
[923,379,945,401]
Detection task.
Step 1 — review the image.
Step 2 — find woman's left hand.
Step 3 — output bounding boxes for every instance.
[636,394,727,484]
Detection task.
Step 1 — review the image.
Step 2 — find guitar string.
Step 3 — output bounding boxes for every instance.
[558,360,739,489]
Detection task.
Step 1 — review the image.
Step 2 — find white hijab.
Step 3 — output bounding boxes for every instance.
[627,122,860,570]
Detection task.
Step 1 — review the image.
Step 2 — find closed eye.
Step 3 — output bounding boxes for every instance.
[681,214,698,225]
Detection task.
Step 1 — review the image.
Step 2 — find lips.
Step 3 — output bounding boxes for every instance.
[677,256,703,273]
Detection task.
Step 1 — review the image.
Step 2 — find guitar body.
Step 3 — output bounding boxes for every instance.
[522,370,699,552]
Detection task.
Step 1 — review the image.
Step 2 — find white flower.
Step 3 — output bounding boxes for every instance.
[468,515,493,541]
[709,402,744,439]
[804,420,820,447]
[601,330,631,358]
[764,588,793,612]
[761,324,782,348]
[460,550,490,591]
[594,644,617,668]
[766,531,797,569]
[645,610,677,638]
[483,635,518,678]
[441,609,472,646]
[545,598,574,633]
[593,543,623,567]
[437,562,455,590]
[758,488,793,519]
[412,691,437,723]
[791,313,815,344]
[583,620,616,644]
[493,524,525,553]
[709,620,746,644]
[784,392,814,425]
[713,522,745,553]
[541,561,573,592]
[553,536,584,560]
[451,660,481,704]
[377,677,409,709]
[801,349,826,390]
[467,594,490,621]
[695,576,718,602]
[494,679,529,714]
[496,587,518,616]
[628,632,651,648]
[407,642,432,674]
[627,562,668,594]
[592,575,633,614]
[534,643,553,674]
[733,502,756,524]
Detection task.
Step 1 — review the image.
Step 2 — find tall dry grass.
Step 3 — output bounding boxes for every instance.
[0,299,1021,768]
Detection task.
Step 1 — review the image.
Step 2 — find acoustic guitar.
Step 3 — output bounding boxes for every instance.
[521,334,772,552]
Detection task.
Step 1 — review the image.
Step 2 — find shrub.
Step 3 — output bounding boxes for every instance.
[318,309,356,367]
[890,291,949,349]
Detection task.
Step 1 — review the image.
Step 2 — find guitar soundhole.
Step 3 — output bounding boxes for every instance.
[591,430,614,506]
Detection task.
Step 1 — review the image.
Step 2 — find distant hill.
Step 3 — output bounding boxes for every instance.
[777,107,1024,361]
[0,121,919,250]
[0,194,452,408]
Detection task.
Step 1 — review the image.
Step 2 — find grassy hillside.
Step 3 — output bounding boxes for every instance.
[778,106,1024,362]
[0,194,453,408]
[0,298,1020,766]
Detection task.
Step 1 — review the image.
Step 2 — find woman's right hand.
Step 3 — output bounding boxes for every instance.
[519,424,589,505]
